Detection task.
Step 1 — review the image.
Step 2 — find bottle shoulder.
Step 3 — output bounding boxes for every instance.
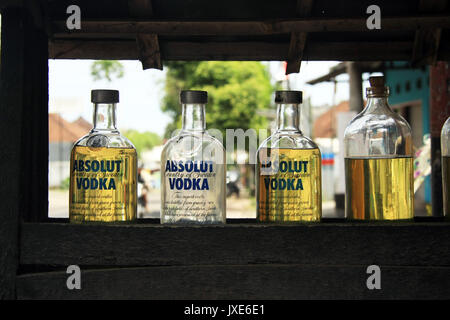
[344,110,412,157]
[345,110,411,135]
[73,130,136,149]
[161,131,225,160]
[258,132,319,150]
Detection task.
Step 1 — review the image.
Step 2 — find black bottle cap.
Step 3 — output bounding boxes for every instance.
[180,90,208,104]
[91,89,119,103]
[275,91,303,104]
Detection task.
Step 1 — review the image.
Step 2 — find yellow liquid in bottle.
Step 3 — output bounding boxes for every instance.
[257,148,321,222]
[345,157,414,220]
[443,156,450,219]
[69,146,137,222]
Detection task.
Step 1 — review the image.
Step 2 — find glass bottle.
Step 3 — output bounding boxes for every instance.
[442,116,450,218]
[161,90,226,224]
[256,91,322,222]
[69,89,137,222]
[344,76,414,220]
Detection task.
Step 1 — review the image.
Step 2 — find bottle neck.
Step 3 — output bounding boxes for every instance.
[276,103,301,132]
[363,95,393,114]
[181,103,206,132]
[92,103,118,132]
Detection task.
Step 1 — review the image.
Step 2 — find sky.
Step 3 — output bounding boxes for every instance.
[49,60,358,136]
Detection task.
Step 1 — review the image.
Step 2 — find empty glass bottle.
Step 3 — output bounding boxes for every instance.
[344,76,414,220]
[69,89,137,222]
[442,116,450,218]
[256,91,322,222]
[161,90,226,224]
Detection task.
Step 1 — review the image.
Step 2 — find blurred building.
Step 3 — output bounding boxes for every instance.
[49,114,91,187]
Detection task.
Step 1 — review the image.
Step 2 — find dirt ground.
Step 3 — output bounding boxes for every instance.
[49,189,258,219]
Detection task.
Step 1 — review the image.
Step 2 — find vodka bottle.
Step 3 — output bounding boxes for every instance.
[69,90,137,222]
[161,90,226,224]
[256,91,322,222]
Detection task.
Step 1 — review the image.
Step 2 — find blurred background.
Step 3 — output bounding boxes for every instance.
[48,59,432,219]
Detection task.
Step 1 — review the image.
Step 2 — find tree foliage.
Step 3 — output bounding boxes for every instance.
[122,130,161,158]
[161,61,275,138]
[91,60,125,82]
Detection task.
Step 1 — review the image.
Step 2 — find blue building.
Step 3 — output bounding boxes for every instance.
[385,62,431,206]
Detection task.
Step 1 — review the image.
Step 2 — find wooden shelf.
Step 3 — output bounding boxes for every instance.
[17,222,450,299]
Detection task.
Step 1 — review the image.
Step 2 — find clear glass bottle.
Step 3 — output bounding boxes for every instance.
[256,91,322,222]
[442,116,450,218]
[161,90,226,224]
[344,76,414,220]
[69,89,137,222]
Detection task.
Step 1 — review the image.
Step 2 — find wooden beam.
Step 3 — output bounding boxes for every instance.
[296,0,314,16]
[51,15,450,36]
[128,0,153,17]
[411,0,446,66]
[0,7,23,300]
[16,264,450,299]
[0,6,48,299]
[136,33,162,70]
[286,32,307,74]
[411,28,441,66]
[20,222,450,267]
[127,1,162,70]
[286,0,314,74]
[48,40,419,61]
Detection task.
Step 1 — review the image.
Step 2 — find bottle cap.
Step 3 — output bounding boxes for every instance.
[180,90,208,104]
[91,89,119,103]
[275,91,303,104]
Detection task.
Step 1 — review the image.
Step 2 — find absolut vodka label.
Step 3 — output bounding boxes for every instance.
[162,159,224,223]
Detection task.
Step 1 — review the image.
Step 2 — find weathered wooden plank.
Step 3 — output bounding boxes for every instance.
[49,39,418,61]
[130,0,162,70]
[411,28,441,66]
[21,6,49,223]
[286,31,307,74]
[16,264,450,299]
[20,222,450,267]
[136,34,162,70]
[0,6,48,299]
[0,7,24,300]
[128,0,153,17]
[51,15,450,36]
[286,0,314,74]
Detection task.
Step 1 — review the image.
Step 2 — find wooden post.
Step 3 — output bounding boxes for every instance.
[0,7,25,299]
[430,62,450,218]
[346,62,364,112]
[0,6,49,299]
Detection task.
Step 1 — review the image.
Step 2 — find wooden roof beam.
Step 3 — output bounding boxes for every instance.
[128,0,153,17]
[49,40,419,61]
[411,0,446,66]
[136,33,162,70]
[286,0,314,74]
[51,15,450,36]
[411,28,441,66]
[127,0,162,70]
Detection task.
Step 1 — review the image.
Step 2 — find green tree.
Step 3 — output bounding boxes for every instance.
[122,130,161,158]
[91,60,125,82]
[161,61,274,138]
